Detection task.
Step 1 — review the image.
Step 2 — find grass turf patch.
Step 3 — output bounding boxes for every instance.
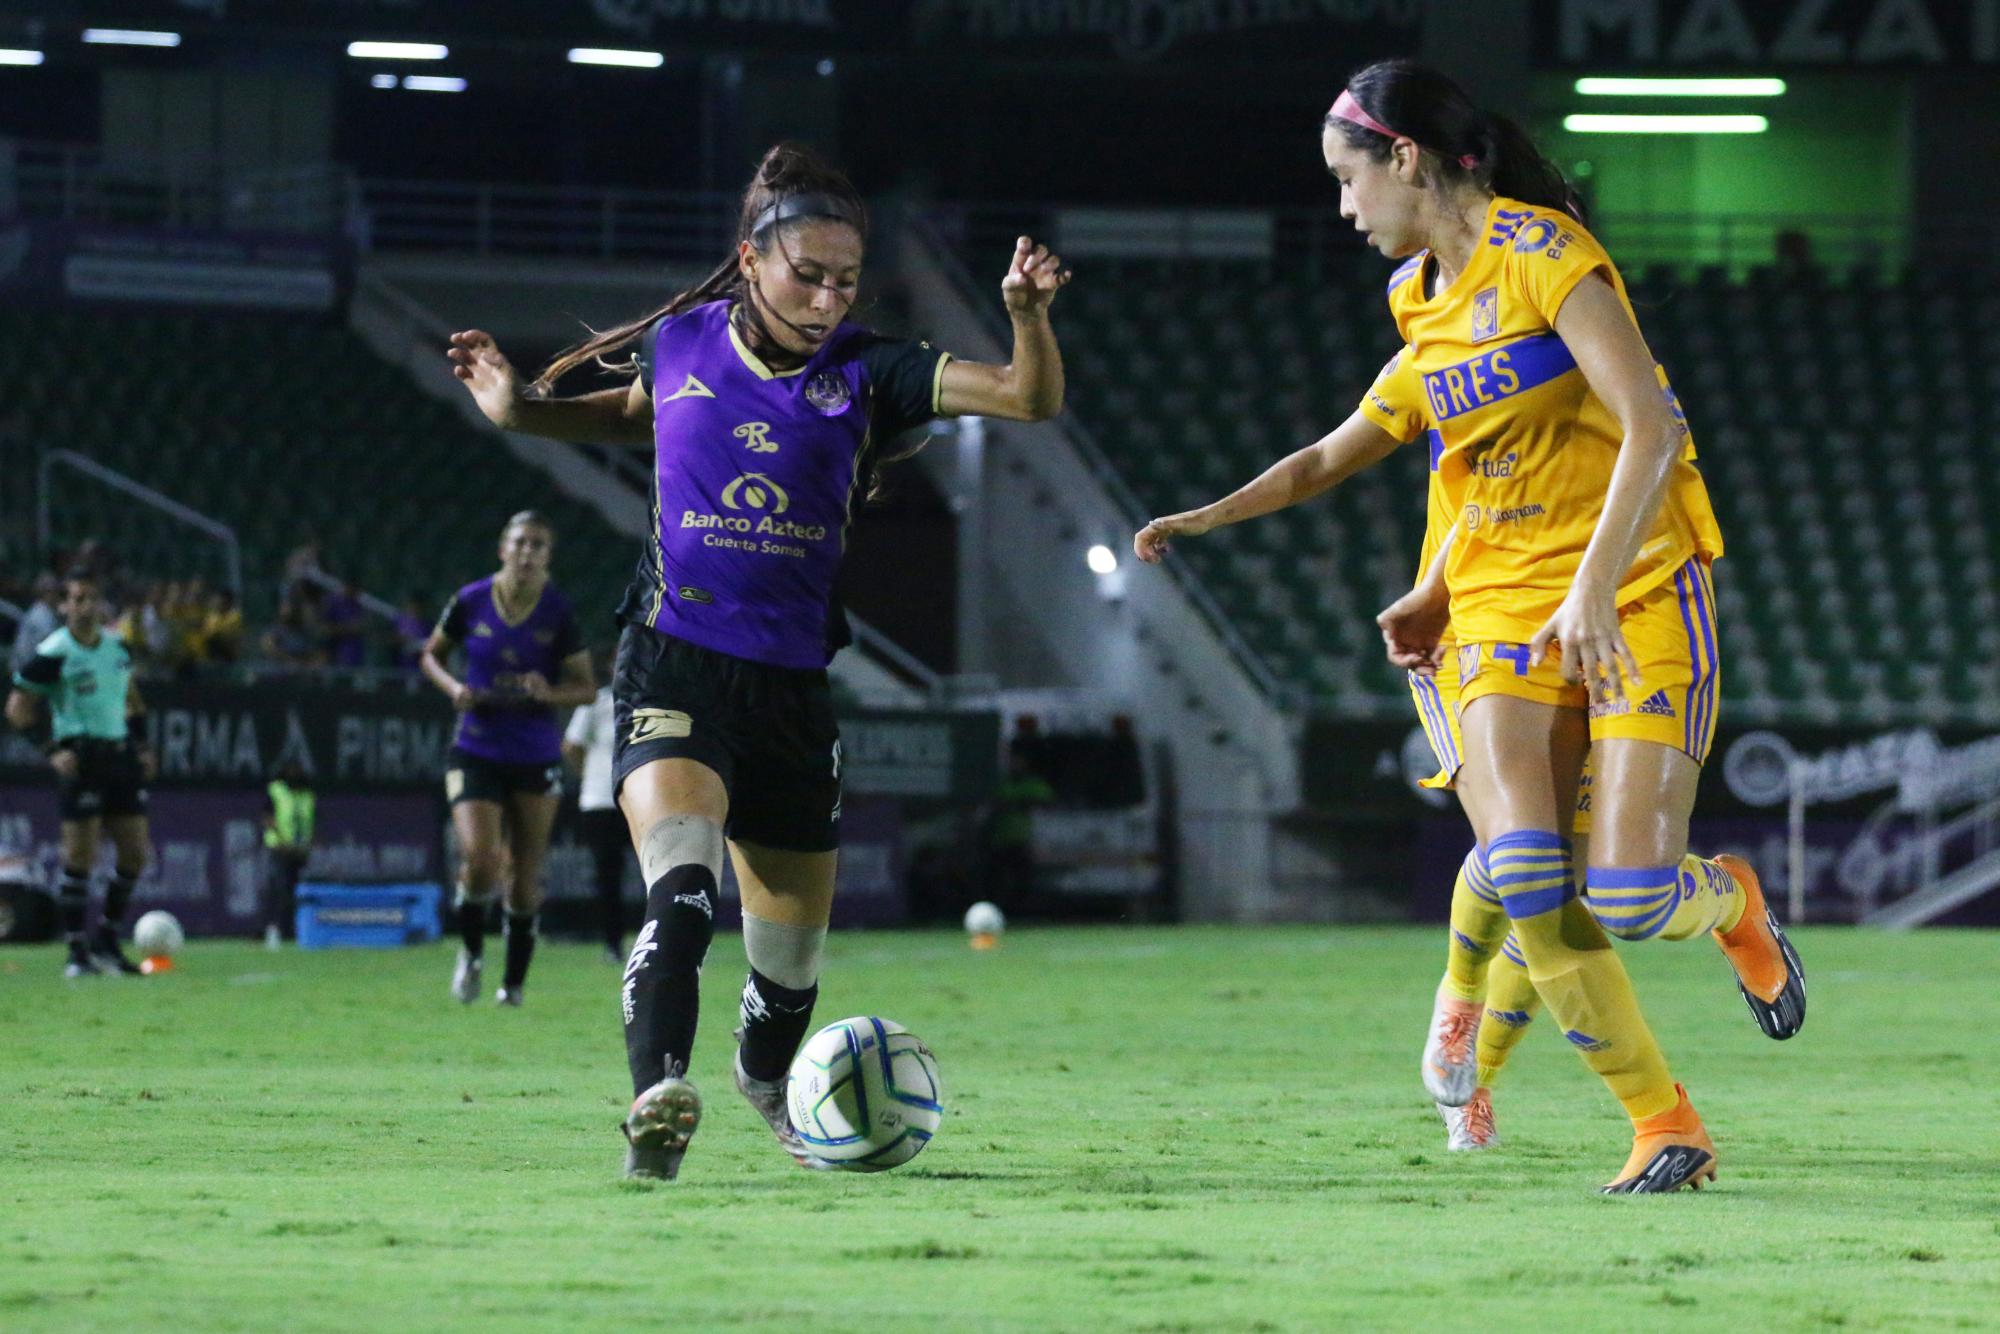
[3,926,1998,1331]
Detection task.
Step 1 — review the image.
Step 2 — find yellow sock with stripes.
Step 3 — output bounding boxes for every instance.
[1584,856,1745,943]
[1440,848,1507,1003]
[1474,932,1541,1088]
[1489,830,1680,1123]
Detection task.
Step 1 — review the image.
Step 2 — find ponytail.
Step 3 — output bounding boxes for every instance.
[1326,60,1584,224]
[532,143,868,396]
[1476,111,1587,225]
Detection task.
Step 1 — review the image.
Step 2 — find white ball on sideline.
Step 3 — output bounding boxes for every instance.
[133,910,184,957]
[962,901,1005,937]
[786,1017,942,1172]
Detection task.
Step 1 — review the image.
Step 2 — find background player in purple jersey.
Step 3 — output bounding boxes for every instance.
[420,511,597,1007]
[446,143,1070,1179]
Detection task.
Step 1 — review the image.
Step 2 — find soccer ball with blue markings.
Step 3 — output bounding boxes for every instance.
[785,1017,942,1172]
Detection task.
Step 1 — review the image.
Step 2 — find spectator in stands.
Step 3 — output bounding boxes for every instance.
[260,759,315,947]
[262,591,326,669]
[9,573,61,674]
[321,581,367,668]
[166,579,210,674]
[115,581,172,670]
[203,589,244,665]
[393,596,430,674]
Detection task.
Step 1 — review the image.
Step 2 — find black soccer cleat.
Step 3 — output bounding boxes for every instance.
[1600,1144,1717,1195]
[63,950,103,979]
[92,927,142,976]
[1737,909,1806,1041]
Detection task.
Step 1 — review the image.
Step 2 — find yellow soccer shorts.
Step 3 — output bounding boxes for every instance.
[1454,558,1720,765]
[1411,637,1597,835]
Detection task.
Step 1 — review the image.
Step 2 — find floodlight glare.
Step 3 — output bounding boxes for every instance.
[1087,545,1118,576]
[83,29,182,47]
[1563,114,1769,134]
[1574,77,1786,97]
[568,48,664,68]
[401,75,467,93]
[346,41,447,60]
[0,48,45,65]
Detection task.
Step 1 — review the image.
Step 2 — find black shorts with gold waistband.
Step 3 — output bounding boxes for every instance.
[611,622,840,854]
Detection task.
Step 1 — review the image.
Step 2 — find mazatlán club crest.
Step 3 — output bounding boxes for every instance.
[804,370,852,416]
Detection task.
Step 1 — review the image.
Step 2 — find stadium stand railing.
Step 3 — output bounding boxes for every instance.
[0,304,638,645]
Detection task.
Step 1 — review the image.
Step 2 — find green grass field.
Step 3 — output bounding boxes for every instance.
[5,925,1998,1332]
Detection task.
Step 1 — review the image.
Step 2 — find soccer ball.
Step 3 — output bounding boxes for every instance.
[133,910,184,957]
[962,901,1005,938]
[786,1017,942,1172]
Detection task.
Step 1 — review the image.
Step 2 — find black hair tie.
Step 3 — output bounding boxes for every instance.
[749,192,863,237]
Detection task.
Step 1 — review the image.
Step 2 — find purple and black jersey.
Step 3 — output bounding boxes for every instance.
[435,576,584,766]
[616,300,951,670]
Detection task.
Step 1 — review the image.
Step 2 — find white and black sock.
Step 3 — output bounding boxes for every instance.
[622,866,716,1096]
[738,970,818,1083]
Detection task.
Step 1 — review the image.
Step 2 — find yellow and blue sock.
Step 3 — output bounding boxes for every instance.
[1584,855,1745,943]
[1474,932,1541,1089]
[1441,847,1508,1003]
[1489,829,1679,1123]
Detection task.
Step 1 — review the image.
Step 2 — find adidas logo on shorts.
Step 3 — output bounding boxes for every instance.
[1636,690,1677,718]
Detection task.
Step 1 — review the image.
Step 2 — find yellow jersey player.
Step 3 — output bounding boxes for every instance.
[1356,347,1563,1151]
[1339,59,1803,1193]
[1135,338,1552,1155]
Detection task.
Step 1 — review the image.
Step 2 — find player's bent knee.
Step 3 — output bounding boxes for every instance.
[1581,867,1679,941]
[638,813,724,885]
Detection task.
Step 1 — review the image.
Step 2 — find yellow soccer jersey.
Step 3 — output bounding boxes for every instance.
[1384,197,1723,644]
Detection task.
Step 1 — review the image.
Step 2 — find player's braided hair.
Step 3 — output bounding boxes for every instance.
[1327,60,1586,225]
[532,143,868,395]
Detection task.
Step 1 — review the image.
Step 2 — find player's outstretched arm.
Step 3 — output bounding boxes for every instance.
[447,330,653,445]
[1133,410,1401,564]
[937,237,1071,422]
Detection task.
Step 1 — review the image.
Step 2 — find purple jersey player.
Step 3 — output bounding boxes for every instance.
[447,143,1070,1182]
[421,510,596,1008]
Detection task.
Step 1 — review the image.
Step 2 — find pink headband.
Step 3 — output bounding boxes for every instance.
[1329,89,1479,170]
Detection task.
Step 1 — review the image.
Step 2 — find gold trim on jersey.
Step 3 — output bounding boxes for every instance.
[490,579,546,628]
[646,482,666,627]
[929,351,954,414]
[728,322,808,380]
[838,413,874,555]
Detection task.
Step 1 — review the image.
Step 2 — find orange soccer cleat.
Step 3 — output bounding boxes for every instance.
[1601,1083,1716,1194]
[1711,854,1806,1040]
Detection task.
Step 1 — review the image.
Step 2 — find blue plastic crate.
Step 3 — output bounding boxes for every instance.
[296,882,443,949]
